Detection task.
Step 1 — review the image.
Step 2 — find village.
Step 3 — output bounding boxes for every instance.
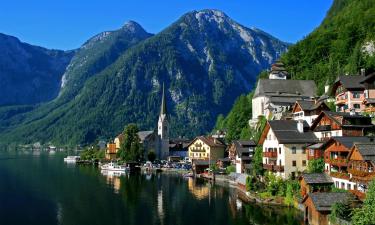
[78,61,375,225]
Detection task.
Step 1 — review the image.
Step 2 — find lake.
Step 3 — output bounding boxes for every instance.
[0,152,303,225]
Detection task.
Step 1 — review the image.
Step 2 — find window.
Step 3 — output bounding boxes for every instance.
[309,149,314,157]
[279,147,281,154]
[347,183,351,190]
[302,160,306,167]
[341,182,345,189]
[292,147,296,154]
[292,160,296,167]
[291,172,296,180]
[336,181,339,188]
[352,92,361,99]
[353,104,360,109]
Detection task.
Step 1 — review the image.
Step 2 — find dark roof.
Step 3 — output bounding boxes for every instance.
[233,140,256,155]
[334,75,365,90]
[254,79,317,98]
[360,72,375,83]
[188,136,226,148]
[354,143,375,163]
[306,142,324,149]
[329,136,375,149]
[301,173,333,185]
[296,100,328,111]
[306,192,352,211]
[268,120,318,144]
[137,131,154,142]
[312,111,373,130]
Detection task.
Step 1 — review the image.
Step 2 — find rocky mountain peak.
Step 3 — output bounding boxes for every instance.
[121,20,147,34]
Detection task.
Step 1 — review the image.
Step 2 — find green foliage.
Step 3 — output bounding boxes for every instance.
[147,150,156,162]
[80,146,105,160]
[330,201,353,223]
[226,165,236,174]
[253,146,264,176]
[284,182,294,206]
[307,158,325,173]
[352,180,375,225]
[117,124,143,161]
[282,0,375,95]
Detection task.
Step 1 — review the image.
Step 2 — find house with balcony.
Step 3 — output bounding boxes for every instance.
[299,173,333,199]
[310,111,374,140]
[305,142,325,161]
[348,142,375,199]
[360,72,375,114]
[332,74,366,113]
[323,136,374,191]
[259,120,317,179]
[292,100,330,126]
[228,140,256,174]
[187,136,226,163]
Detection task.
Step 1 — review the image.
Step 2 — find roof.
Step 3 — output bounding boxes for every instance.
[327,136,375,149]
[301,173,333,185]
[306,142,324,149]
[311,111,373,130]
[268,120,318,144]
[254,79,317,98]
[333,75,365,92]
[294,100,329,112]
[188,136,226,148]
[304,192,352,212]
[353,143,375,163]
[360,72,375,83]
[137,131,154,142]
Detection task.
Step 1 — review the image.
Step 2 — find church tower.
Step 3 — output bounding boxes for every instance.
[157,83,169,159]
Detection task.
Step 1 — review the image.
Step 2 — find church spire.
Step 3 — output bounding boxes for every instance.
[160,83,167,115]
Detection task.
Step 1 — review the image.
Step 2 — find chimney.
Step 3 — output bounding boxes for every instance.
[361,68,366,76]
[297,120,304,133]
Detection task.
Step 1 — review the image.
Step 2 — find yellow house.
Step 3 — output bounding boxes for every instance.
[187,136,226,162]
[114,134,124,150]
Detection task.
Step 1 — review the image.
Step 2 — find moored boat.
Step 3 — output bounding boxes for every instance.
[64,156,80,163]
[100,162,127,172]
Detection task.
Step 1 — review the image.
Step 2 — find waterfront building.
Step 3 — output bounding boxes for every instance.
[228,140,256,174]
[332,74,366,113]
[168,138,191,159]
[301,192,354,225]
[291,100,330,126]
[347,142,375,199]
[187,136,226,163]
[105,143,117,160]
[259,120,317,179]
[310,111,374,141]
[323,136,374,191]
[299,173,333,199]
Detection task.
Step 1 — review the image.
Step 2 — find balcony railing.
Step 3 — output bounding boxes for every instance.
[263,152,278,158]
[314,125,332,132]
[330,172,350,180]
[327,158,348,167]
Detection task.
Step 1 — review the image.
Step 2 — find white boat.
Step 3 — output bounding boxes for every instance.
[64,156,80,163]
[100,162,127,172]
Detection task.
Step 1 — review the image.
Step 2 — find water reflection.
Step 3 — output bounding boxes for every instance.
[187,178,210,200]
[101,170,124,194]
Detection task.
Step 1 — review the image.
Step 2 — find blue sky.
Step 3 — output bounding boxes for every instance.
[0,0,333,50]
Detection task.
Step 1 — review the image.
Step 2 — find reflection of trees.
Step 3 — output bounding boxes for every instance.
[244,204,303,225]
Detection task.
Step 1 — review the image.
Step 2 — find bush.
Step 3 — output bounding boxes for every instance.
[226,165,236,174]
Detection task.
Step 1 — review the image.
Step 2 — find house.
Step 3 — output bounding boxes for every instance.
[323,136,374,191]
[332,74,365,113]
[360,72,375,114]
[348,142,375,199]
[259,120,318,179]
[305,142,325,161]
[251,79,316,123]
[292,100,330,126]
[299,173,333,199]
[105,143,117,160]
[302,192,354,225]
[169,138,191,159]
[268,60,288,80]
[192,159,210,174]
[187,136,226,163]
[310,111,374,140]
[228,140,256,174]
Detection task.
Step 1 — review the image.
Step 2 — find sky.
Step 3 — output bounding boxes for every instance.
[0,0,333,50]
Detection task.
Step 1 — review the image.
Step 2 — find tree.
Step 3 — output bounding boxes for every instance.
[307,158,325,173]
[147,150,156,162]
[117,124,143,161]
[352,180,375,225]
[253,146,264,176]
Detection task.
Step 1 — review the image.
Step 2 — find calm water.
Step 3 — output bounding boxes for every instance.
[0,152,303,225]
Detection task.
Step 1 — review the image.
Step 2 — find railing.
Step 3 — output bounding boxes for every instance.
[327,158,349,167]
[263,152,278,158]
[330,172,350,180]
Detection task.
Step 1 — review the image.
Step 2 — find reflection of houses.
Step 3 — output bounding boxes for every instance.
[187,136,226,162]
[187,178,209,200]
[252,78,316,122]
[259,120,317,179]
[332,74,365,113]
[323,136,374,191]
[310,111,374,140]
[302,192,354,225]
[228,140,256,174]
[299,173,333,199]
[348,142,375,199]
[292,100,329,126]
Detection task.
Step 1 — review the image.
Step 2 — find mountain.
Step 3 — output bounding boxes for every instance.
[0,10,289,146]
[214,0,375,142]
[0,33,74,106]
[282,0,375,94]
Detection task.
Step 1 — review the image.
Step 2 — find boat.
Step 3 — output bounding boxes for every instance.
[64,156,80,163]
[100,162,127,172]
[183,172,194,178]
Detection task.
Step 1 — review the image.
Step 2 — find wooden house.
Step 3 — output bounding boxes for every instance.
[332,74,365,113]
[228,140,256,173]
[299,173,333,199]
[292,100,330,126]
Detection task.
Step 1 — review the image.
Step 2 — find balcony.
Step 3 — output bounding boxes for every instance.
[330,172,350,180]
[314,125,332,132]
[263,164,274,171]
[274,165,285,172]
[327,158,348,167]
[263,151,278,158]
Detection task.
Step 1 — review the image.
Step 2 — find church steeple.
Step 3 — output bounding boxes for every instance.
[160,83,167,116]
